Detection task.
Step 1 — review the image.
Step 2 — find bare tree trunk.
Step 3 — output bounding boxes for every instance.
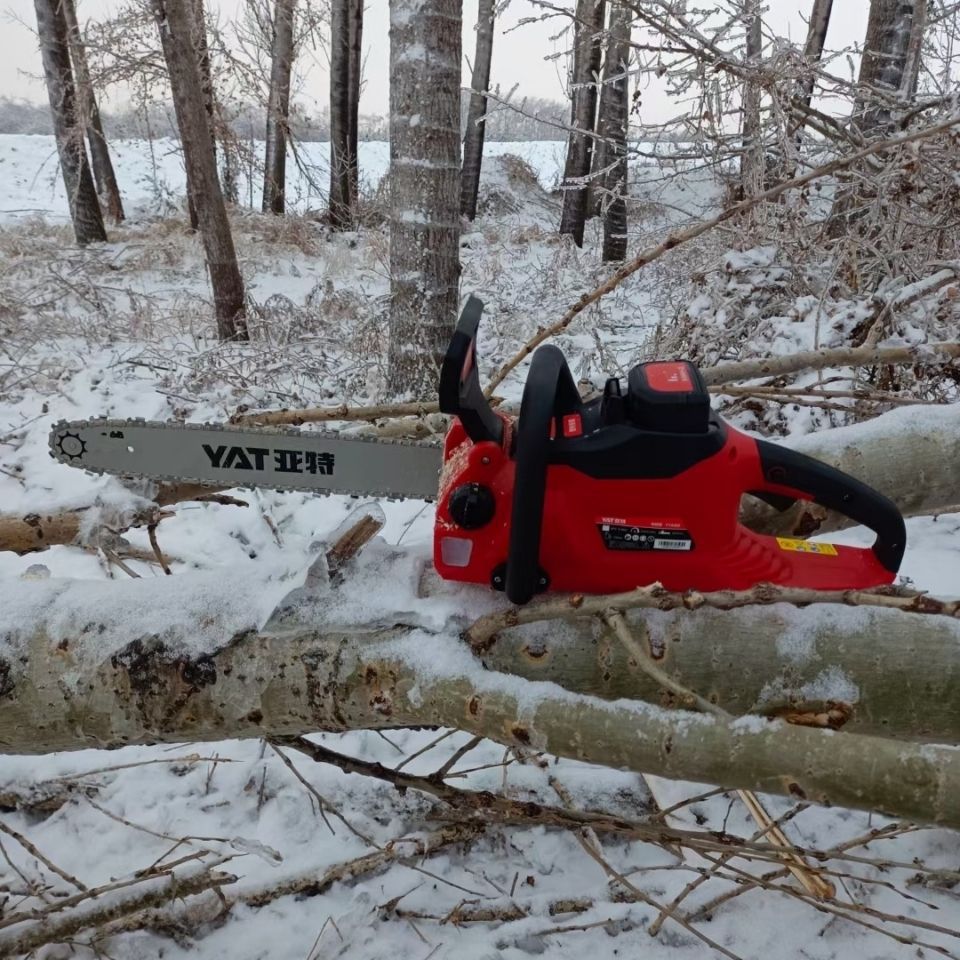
[387,0,462,397]
[797,0,834,112]
[329,0,352,228]
[828,0,927,243]
[559,0,606,246]
[900,0,927,100]
[61,0,124,224]
[192,0,216,143]
[854,0,925,136]
[181,0,218,227]
[599,2,630,262]
[152,0,248,341]
[740,1,763,199]
[331,0,363,227]
[33,0,106,246]
[347,0,363,208]
[5,565,960,827]
[219,104,241,205]
[190,0,239,205]
[460,0,495,221]
[263,0,297,215]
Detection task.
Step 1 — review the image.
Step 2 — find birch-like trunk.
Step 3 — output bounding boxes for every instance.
[559,0,606,247]
[152,0,248,341]
[460,0,495,221]
[61,0,124,224]
[263,0,297,215]
[387,0,462,397]
[599,3,630,262]
[4,564,960,827]
[33,0,106,246]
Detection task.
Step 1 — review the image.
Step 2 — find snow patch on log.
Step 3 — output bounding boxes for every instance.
[0,563,294,662]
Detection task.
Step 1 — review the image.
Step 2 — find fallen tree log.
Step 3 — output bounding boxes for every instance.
[2,549,960,827]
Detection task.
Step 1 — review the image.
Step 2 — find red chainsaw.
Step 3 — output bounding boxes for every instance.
[434,297,905,604]
[50,295,905,605]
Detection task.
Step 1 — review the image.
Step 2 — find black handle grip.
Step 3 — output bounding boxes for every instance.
[505,345,582,604]
[438,295,503,445]
[754,439,906,574]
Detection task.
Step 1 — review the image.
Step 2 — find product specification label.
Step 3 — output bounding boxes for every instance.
[597,518,694,553]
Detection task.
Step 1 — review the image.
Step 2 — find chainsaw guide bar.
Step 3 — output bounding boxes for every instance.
[49,418,444,501]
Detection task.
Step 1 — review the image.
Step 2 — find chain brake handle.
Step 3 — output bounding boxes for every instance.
[438,295,503,445]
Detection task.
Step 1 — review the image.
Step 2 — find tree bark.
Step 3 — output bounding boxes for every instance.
[4,565,960,828]
[899,0,927,100]
[797,0,834,113]
[460,0,495,221]
[329,0,352,228]
[347,0,363,209]
[33,0,106,246]
[387,0,462,398]
[152,0,247,341]
[853,0,925,136]
[61,0,124,224]
[559,0,606,247]
[827,1,927,242]
[192,0,216,145]
[599,2,630,262]
[263,0,297,215]
[740,1,763,199]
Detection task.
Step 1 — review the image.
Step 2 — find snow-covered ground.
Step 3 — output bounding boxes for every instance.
[1,133,959,960]
[0,135,570,224]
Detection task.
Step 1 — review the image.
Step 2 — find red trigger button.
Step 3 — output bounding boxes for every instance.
[562,413,583,438]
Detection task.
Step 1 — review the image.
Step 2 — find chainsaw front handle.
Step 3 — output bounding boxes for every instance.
[438,295,504,446]
[752,438,906,574]
[505,344,583,605]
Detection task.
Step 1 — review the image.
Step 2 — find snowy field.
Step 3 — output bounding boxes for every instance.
[1,133,960,959]
[0,135,570,223]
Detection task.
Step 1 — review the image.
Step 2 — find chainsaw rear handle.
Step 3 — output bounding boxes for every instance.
[438,295,503,446]
[505,344,583,604]
[753,439,906,574]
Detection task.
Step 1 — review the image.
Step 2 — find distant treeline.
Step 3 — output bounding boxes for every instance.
[0,94,569,142]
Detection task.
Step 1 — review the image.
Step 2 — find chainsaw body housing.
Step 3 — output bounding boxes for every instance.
[434,298,905,604]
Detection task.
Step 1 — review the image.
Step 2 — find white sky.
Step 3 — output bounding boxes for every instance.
[2,0,870,121]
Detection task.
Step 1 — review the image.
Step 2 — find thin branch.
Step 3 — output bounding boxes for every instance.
[466,581,960,651]
[484,114,960,395]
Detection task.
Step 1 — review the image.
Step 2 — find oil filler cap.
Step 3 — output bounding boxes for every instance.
[448,483,496,529]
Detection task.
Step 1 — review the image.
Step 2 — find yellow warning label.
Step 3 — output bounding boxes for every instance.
[776,537,839,556]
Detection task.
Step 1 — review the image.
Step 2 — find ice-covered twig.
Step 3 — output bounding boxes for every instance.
[465,582,960,651]
[485,112,960,395]
[0,860,236,957]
